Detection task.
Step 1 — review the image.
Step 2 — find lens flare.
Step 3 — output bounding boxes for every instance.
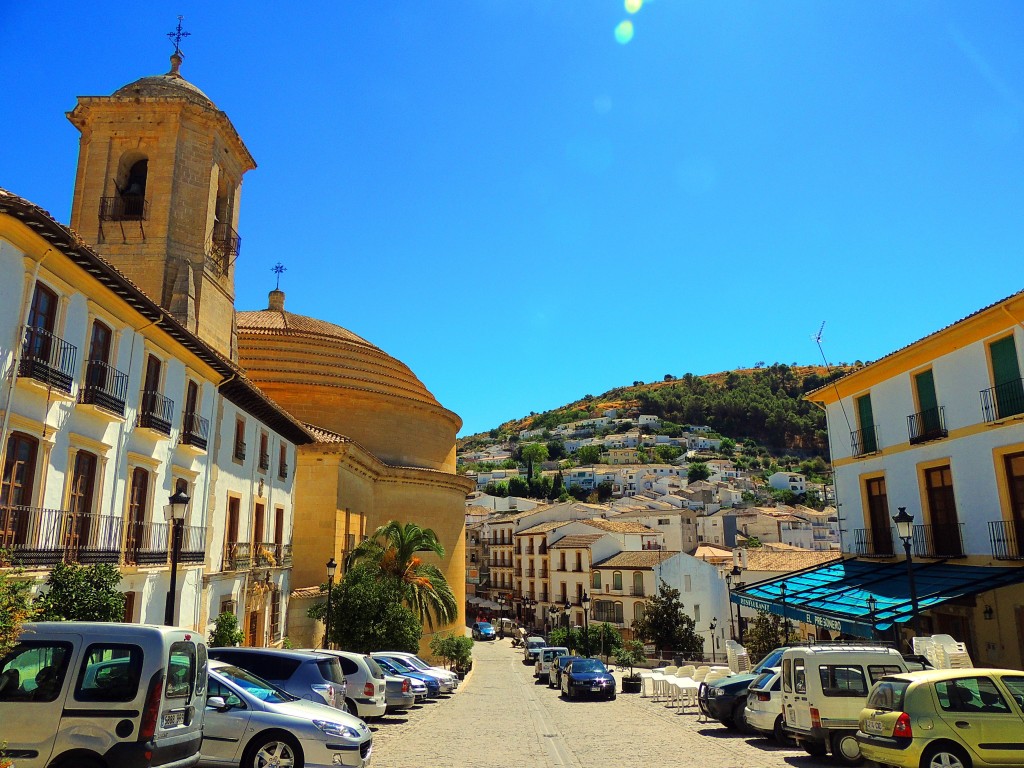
[614,20,634,45]
[625,0,643,13]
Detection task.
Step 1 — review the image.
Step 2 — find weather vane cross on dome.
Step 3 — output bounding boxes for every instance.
[272,262,287,290]
[167,15,191,56]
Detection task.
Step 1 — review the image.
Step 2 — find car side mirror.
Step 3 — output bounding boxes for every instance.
[207,696,229,711]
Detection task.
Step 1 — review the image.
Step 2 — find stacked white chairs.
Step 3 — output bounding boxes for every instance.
[639,666,667,698]
[932,634,974,669]
[725,641,752,673]
[650,665,678,701]
[692,665,711,683]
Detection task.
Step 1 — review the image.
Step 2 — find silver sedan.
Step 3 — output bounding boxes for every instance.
[201,660,373,768]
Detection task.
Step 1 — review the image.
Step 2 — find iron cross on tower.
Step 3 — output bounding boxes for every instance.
[272,263,287,290]
[167,16,191,56]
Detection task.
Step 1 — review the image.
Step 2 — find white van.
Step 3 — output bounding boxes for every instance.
[780,644,909,765]
[0,621,207,768]
[534,646,569,683]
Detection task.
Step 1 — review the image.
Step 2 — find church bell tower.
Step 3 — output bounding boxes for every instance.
[66,35,255,361]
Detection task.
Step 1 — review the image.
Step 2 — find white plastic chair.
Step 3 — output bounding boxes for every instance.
[692,665,711,683]
[652,666,678,701]
[639,666,667,698]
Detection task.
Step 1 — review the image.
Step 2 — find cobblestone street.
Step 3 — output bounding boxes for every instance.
[369,639,832,768]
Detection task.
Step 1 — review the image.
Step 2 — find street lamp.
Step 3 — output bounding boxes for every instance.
[324,557,337,649]
[581,590,591,657]
[564,600,572,630]
[163,488,189,625]
[708,618,718,663]
[779,582,791,644]
[867,595,878,640]
[730,564,745,643]
[892,507,921,639]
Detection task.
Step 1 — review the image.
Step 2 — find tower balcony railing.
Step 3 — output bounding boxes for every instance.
[180,412,209,450]
[210,221,241,273]
[989,519,1024,560]
[852,527,896,557]
[99,194,149,221]
[908,406,948,445]
[138,390,174,435]
[981,379,1024,423]
[79,360,128,417]
[19,326,77,394]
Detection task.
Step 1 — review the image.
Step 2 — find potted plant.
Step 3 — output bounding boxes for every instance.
[614,640,646,694]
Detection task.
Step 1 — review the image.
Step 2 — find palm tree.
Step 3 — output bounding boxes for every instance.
[346,521,457,630]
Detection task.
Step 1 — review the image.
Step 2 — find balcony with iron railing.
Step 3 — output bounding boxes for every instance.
[224,541,252,571]
[913,523,965,558]
[539,568,548,579]
[852,527,896,557]
[276,542,293,566]
[234,439,247,462]
[259,452,271,472]
[989,519,1024,560]
[19,326,77,394]
[908,406,948,445]
[180,412,209,451]
[209,221,241,274]
[525,568,535,578]
[981,379,1024,423]
[100,194,149,221]
[79,360,128,417]
[124,520,170,565]
[525,544,534,555]
[278,461,289,480]
[0,506,122,567]
[138,390,174,435]
[255,541,278,567]
[179,525,206,564]
[850,425,880,457]
[630,586,645,597]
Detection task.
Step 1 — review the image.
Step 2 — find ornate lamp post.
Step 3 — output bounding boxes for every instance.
[324,557,337,649]
[892,507,921,638]
[581,590,591,657]
[867,595,878,640]
[163,488,190,626]
[708,618,718,663]
[780,582,791,644]
[730,564,745,642]
[523,596,536,630]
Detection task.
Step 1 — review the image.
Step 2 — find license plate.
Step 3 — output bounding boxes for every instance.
[864,719,885,734]
[591,685,601,692]
[162,710,184,728]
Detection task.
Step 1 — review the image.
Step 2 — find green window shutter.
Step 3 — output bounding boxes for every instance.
[914,370,938,413]
[856,394,877,453]
[990,337,1024,419]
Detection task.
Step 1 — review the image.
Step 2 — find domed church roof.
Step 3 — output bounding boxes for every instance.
[111,53,215,109]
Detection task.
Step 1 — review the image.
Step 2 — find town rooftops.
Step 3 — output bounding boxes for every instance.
[549,534,605,549]
[593,550,679,569]
[743,549,842,572]
[582,518,657,534]
[517,520,572,535]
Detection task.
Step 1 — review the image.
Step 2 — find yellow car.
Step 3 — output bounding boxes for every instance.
[856,668,1024,768]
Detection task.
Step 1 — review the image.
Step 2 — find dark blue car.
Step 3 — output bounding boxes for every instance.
[373,656,440,698]
[560,658,616,701]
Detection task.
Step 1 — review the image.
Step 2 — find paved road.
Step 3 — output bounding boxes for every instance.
[369,639,832,768]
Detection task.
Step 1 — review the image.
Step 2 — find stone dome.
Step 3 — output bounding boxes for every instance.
[236,290,461,472]
[111,53,215,109]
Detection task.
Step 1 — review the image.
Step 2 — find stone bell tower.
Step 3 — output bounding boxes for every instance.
[66,45,256,361]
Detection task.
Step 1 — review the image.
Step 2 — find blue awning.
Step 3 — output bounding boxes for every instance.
[731,558,1024,639]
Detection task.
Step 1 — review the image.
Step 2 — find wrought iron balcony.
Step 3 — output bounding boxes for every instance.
[19,326,77,394]
[0,506,121,567]
[259,452,270,472]
[99,194,149,221]
[981,379,1024,422]
[913,523,965,558]
[234,439,247,461]
[180,412,209,450]
[124,520,170,566]
[210,221,241,273]
[179,524,207,564]
[852,527,896,557]
[630,586,645,597]
[989,519,1024,560]
[78,359,129,417]
[908,406,948,445]
[255,541,277,567]
[138,390,173,435]
[224,541,252,571]
[276,542,293,566]
[525,568,535,578]
[850,425,879,457]
[278,461,288,480]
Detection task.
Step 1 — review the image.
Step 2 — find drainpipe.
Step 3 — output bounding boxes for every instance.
[0,248,51,482]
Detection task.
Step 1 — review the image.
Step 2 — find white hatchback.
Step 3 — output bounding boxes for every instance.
[744,667,789,742]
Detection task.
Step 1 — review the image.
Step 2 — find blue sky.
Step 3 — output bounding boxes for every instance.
[3,2,1023,437]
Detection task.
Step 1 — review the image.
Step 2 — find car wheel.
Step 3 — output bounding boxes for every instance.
[345,698,358,716]
[772,715,789,743]
[730,701,748,734]
[830,731,863,766]
[801,740,828,757]
[608,692,616,701]
[921,744,972,768]
[243,732,304,768]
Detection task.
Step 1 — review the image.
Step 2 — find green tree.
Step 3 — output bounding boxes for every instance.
[310,565,422,653]
[428,632,474,673]
[653,446,682,464]
[346,520,456,630]
[613,639,646,681]
[718,438,736,455]
[520,443,549,479]
[34,561,125,622]
[687,462,712,483]
[209,610,245,647]
[576,445,602,465]
[546,440,566,461]
[567,485,590,501]
[596,480,614,502]
[508,476,529,497]
[744,610,787,664]
[632,581,704,658]
[0,550,31,658]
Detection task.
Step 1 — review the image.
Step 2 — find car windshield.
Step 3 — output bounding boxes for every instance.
[749,671,775,690]
[215,665,297,703]
[570,660,607,674]
[754,649,785,672]
[866,678,910,711]
[527,640,545,649]
[380,657,412,673]
[558,656,578,668]
[364,656,385,678]
[405,657,431,671]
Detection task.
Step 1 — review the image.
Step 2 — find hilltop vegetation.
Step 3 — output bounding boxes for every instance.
[461,363,853,458]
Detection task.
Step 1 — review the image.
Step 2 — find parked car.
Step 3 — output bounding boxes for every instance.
[372,652,454,694]
[312,649,387,721]
[202,659,372,768]
[523,636,547,664]
[534,647,570,684]
[781,644,911,765]
[206,648,348,712]
[472,622,496,641]
[370,655,440,698]
[857,668,1024,768]
[376,650,459,690]
[550,655,582,690]
[701,647,787,730]
[561,658,616,701]
[0,621,207,768]
[744,667,789,742]
[384,673,419,711]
